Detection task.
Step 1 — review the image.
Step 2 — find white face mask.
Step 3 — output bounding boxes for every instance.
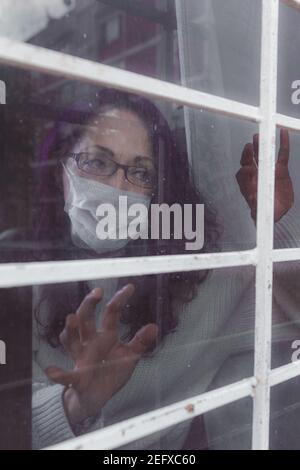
[63,164,151,254]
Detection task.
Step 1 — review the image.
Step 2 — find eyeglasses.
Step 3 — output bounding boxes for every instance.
[65,151,157,190]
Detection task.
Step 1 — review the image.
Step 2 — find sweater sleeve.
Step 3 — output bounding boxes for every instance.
[32,359,104,449]
[32,354,75,449]
[32,382,74,449]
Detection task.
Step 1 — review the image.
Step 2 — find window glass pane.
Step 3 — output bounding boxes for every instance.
[177,0,261,105]
[0,0,261,104]
[0,284,31,450]
[0,267,255,449]
[269,259,300,450]
[0,0,180,83]
[271,128,300,250]
[272,260,300,370]
[0,69,260,263]
[202,397,252,450]
[276,4,300,252]
[278,2,300,119]
[270,377,300,450]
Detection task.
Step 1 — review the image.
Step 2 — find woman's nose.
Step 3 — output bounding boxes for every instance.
[106,168,128,191]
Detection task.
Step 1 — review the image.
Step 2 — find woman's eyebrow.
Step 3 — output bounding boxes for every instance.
[91,145,153,165]
[92,144,114,157]
[133,155,154,166]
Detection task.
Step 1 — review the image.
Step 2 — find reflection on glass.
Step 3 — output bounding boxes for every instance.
[0,0,262,102]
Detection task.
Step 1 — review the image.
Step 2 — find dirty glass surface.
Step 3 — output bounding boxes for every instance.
[0,0,300,451]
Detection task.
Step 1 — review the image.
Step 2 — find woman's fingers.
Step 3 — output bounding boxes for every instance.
[59,313,83,359]
[127,323,159,356]
[100,284,135,331]
[236,165,257,217]
[45,366,80,388]
[76,288,103,343]
[236,166,257,194]
[240,143,255,166]
[245,129,289,167]
[278,128,290,166]
[238,136,259,207]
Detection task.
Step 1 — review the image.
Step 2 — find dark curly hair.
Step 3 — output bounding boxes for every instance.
[33,88,220,348]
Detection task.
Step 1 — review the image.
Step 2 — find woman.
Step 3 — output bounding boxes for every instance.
[32,88,220,448]
[32,88,299,450]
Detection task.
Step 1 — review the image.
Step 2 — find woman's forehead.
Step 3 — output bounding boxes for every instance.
[89,109,148,134]
[76,110,153,154]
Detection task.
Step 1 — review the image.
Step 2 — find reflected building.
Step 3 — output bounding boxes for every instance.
[0,0,185,242]
[28,0,180,106]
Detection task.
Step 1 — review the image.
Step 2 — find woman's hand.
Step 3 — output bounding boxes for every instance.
[236,128,294,223]
[45,284,158,427]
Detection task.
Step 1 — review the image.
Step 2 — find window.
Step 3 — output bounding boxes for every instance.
[0,0,300,451]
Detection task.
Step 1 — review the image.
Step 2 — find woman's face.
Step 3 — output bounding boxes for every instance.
[64,107,155,198]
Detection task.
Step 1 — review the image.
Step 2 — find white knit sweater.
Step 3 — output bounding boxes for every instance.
[32,207,300,450]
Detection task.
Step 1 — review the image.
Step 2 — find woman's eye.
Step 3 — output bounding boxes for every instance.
[81,154,110,172]
[132,168,152,182]
[89,158,107,169]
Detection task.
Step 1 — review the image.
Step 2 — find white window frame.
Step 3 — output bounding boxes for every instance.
[0,0,299,451]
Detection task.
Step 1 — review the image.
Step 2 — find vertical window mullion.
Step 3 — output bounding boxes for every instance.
[252,0,279,450]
